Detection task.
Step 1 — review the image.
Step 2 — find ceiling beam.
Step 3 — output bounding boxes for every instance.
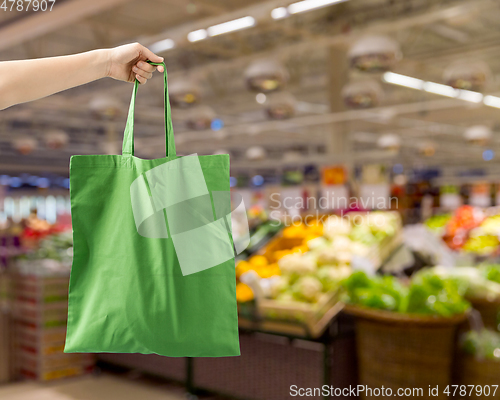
[139,0,290,49]
[138,97,474,148]
[230,149,397,170]
[140,0,492,72]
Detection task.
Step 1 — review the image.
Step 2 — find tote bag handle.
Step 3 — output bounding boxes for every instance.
[122,61,176,158]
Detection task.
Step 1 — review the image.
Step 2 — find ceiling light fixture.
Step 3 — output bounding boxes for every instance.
[271,7,288,19]
[423,81,458,98]
[288,0,348,14]
[256,93,267,104]
[149,39,175,53]
[384,72,500,109]
[382,72,424,90]
[483,95,500,109]
[207,16,256,37]
[457,89,483,103]
[187,29,208,42]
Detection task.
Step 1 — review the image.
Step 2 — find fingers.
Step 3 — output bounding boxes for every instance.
[132,59,164,84]
[130,43,166,84]
[136,61,156,73]
[135,74,147,85]
[139,44,164,64]
[133,61,154,78]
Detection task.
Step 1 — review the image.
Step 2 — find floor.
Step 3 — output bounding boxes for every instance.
[0,374,186,400]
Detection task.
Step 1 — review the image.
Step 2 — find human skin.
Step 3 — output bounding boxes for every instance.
[0,42,165,110]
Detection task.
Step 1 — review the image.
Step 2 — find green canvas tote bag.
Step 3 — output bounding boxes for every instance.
[64,62,240,357]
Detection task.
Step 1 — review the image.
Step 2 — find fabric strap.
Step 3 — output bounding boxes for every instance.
[122,61,176,158]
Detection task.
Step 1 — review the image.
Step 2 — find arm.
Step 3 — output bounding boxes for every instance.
[0,42,165,110]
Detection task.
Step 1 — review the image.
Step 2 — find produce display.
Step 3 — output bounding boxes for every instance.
[443,205,484,250]
[235,220,283,262]
[462,235,499,256]
[464,213,500,255]
[342,269,470,317]
[429,266,500,300]
[462,329,500,360]
[235,220,323,303]
[26,232,73,262]
[235,212,401,305]
[16,231,73,276]
[483,264,500,284]
[426,206,500,255]
[424,213,451,235]
[20,215,68,249]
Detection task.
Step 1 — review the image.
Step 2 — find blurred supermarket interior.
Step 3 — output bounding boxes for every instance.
[3,0,500,399]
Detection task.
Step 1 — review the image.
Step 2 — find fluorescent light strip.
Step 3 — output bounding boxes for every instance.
[207,16,256,36]
[383,72,424,90]
[149,38,175,53]
[288,0,347,14]
[423,81,458,98]
[187,29,207,42]
[271,7,288,19]
[457,89,483,103]
[483,95,500,109]
[383,72,500,109]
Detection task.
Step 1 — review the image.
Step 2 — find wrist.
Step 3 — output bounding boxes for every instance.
[98,49,113,79]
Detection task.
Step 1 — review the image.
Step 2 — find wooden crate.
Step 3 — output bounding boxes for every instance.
[11,272,94,381]
[256,290,343,338]
[0,304,13,383]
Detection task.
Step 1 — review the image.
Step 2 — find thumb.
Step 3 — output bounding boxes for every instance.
[141,45,164,64]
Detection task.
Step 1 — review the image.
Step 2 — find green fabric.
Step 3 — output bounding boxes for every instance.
[64,62,240,357]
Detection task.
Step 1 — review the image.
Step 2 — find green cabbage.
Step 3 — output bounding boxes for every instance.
[462,330,500,360]
[342,270,470,317]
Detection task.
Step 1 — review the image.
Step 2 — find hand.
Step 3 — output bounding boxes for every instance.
[106,43,165,84]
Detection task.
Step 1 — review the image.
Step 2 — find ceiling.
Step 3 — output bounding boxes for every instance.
[1,0,500,181]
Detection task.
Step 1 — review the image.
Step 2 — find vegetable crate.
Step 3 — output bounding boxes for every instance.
[11,272,95,381]
[256,290,343,338]
[366,230,402,271]
[345,305,466,400]
[0,302,14,383]
[348,211,402,270]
